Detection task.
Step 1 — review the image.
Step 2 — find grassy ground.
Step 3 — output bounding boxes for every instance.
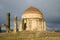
[0,31,60,40]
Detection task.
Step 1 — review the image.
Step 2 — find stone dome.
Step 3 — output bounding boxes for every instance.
[22,7,43,18]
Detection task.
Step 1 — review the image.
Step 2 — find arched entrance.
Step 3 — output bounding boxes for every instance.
[22,19,27,30]
[23,23,26,30]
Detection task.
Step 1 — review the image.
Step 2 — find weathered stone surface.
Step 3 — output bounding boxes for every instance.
[6,12,10,30]
[14,16,17,33]
[19,7,46,31]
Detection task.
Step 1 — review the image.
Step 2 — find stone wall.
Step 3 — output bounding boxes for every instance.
[19,18,46,31]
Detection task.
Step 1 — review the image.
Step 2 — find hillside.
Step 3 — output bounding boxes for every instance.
[0,31,60,40]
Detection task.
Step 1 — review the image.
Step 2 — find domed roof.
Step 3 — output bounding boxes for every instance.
[22,6,43,18]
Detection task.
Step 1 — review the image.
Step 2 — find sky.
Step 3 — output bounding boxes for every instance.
[0,0,60,30]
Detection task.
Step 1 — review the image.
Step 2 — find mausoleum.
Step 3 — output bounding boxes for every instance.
[19,7,46,31]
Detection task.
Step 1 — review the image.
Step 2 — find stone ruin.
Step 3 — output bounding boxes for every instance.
[0,7,46,33]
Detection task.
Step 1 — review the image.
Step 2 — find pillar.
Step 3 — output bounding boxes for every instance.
[42,20,44,31]
[39,19,42,31]
[6,25,9,33]
[26,19,31,31]
[14,16,17,32]
[37,19,40,31]
[6,12,10,32]
[44,20,46,31]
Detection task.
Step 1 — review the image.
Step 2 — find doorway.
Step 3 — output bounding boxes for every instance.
[23,23,27,30]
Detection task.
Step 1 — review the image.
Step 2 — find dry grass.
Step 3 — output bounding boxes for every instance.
[0,31,60,40]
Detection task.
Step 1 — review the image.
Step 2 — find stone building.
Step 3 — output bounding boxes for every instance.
[19,7,46,31]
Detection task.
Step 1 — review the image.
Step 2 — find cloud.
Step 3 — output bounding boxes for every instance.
[0,5,3,10]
